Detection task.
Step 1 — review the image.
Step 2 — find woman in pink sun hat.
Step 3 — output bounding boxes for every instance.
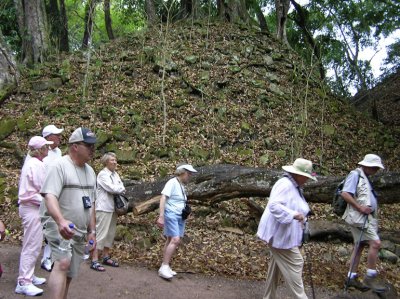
[15,136,53,296]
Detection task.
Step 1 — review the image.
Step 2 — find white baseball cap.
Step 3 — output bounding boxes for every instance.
[42,125,64,138]
[176,164,198,173]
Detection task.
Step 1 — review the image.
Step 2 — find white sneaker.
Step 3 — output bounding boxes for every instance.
[15,282,43,296]
[41,258,52,272]
[158,265,173,279]
[32,275,46,285]
[168,266,177,276]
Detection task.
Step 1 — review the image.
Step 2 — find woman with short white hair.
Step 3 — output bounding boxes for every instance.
[91,152,125,272]
[156,163,197,279]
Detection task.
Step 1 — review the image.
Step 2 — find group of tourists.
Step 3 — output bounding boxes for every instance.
[257,155,386,298]
[0,122,389,298]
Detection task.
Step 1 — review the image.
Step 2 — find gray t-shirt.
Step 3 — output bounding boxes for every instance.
[40,155,96,235]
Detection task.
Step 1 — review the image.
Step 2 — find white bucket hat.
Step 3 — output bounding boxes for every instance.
[358,154,384,169]
[176,164,198,173]
[282,158,317,181]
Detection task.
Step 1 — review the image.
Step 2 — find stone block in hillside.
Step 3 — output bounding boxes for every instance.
[32,78,63,91]
[185,55,198,64]
[378,249,398,264]
[381,240,396,252]
[263,55,274,66]
[0,118,16,141]
[192,146,209,160]
[265,72,278,83]
[268,83,284,96]
[95,131,110,149]
[115,149,137,164]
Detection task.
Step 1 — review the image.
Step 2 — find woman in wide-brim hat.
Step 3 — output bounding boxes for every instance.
[257,158,317,299]
[156,163,197,280]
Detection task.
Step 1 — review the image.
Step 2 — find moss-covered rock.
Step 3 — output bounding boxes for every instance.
[0,118,16,141]
[115,149,137,164]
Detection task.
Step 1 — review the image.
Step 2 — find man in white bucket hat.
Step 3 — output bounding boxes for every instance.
[257,158,316,299]
[341,154,386,293]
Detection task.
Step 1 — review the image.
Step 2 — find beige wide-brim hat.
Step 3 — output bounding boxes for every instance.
[282,158,317,181]
[358,154,384,169]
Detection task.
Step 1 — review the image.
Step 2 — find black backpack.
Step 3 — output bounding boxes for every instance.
[332,169,361,217]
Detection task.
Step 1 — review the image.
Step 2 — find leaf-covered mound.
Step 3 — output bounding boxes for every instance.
[0,22,399,293]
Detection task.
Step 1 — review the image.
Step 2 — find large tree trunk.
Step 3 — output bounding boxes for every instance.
[124,164,400,215]
[253,2,268,32]
[290,0,325,79]
[0,29,19,96]
[275,0,290,46]
[104,0,114,40]
[217,0,250,24]
[145,0,158,25]
[59,0,69,52]
[14,0,49,65]
[45,0,61,50]
[82,0,98,49]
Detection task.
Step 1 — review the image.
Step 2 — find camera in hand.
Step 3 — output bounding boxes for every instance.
[82,196,92,209]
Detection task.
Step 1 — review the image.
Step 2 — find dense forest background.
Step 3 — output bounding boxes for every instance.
[0,0,399,295]
[1,0,399,97]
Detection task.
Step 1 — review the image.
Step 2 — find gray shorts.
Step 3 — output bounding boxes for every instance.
[350,217,379,242]
[43,221,86,278]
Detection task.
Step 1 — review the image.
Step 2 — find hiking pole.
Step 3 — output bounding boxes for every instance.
[302,214,316,299]
[344,214,369,292]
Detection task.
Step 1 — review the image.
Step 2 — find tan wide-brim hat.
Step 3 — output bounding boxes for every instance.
[282,158,317,181]
[358,154,384,169]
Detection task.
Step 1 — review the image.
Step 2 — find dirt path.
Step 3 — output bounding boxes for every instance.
[0,242,337,299]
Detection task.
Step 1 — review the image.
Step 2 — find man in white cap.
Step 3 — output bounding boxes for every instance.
[341,154,386,293]
[40,124,64,271]
[156,163,197,279]
[40,127,97,299]
[257,158,317,299]
[42,125,64,168]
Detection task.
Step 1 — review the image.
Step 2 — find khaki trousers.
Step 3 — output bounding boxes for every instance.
[263,246,308,299]
[96,211,117,250]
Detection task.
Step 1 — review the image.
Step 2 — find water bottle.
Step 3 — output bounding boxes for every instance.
[58,223,74,252]
[83,240,94,260]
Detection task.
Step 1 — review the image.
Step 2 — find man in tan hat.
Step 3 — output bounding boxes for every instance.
[257,158,317,299]
[341,154,386,293]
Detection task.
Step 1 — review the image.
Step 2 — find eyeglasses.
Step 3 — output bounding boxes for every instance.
[76,142,95,149]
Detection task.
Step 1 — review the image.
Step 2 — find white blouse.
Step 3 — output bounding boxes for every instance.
[95,167,126,212]
[257,175,310,249]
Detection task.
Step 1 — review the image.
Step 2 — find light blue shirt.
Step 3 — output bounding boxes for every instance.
[342,168,378,213]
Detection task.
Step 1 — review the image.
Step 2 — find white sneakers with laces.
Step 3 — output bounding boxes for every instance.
[41,257,52,272]
[15,282,44,296]
[15,275,46,296]
[32,275,46,285]
[158,264,177,279]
